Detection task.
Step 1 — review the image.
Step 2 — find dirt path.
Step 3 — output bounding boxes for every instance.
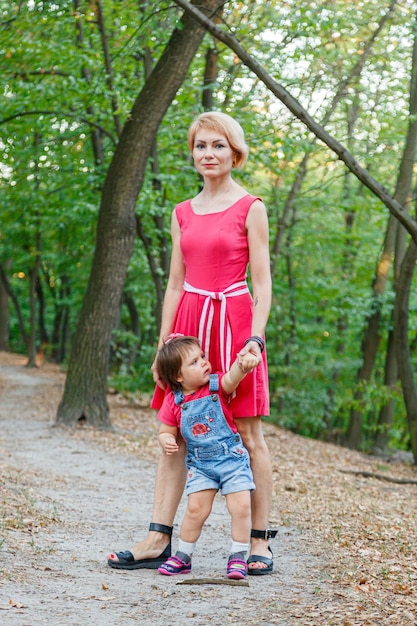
[0,356,324,626]
[3,355,417,625]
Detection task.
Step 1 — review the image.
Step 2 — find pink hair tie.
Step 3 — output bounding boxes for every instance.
[164,332,185,344]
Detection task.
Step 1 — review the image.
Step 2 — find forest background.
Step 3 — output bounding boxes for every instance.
[2,0,417,461]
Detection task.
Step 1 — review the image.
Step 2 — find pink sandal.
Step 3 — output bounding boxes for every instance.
[227,555,248,580]
[158,555,192,576]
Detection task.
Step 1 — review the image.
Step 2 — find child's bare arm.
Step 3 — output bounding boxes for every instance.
[221,352,261,396]
[158,424,180,455]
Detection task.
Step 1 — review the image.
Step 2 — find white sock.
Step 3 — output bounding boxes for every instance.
[230,541,249,555]
[177,539,197,558]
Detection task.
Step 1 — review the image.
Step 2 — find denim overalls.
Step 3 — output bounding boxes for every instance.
[174,374,255,496]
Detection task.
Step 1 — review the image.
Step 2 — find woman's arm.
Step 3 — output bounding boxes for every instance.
[242,199,272,357]
[158,423,180,455]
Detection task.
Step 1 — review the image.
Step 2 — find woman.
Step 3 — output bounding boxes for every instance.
[107,111,276,575]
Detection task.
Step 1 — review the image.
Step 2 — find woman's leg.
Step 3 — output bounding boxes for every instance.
[108,439,187,565]
[235,417,274,571]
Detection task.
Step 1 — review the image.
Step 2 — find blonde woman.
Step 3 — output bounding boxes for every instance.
[108,111,276,575]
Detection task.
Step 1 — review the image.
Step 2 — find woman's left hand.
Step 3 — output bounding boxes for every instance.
[151,357,166,390]
[238,340,262,359]
[237,341,262,371]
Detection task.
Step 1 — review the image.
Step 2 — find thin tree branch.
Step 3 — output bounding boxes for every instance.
[11,69,70,78]
[173,0,417,242]
[0,110,117,144]
[339,469,417,485]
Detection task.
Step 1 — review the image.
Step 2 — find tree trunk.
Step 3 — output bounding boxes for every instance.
[136,46,170,333]
[347,8,417,449]
[374,327,397,451]
[56,0,224,429]
[0,263,29,349]
[51,275,70,363]
[202,5,222,110]
[94,0,123,138]
[36,278,49,346]
[394,240,417,463]
[374,13,417,450]
[74,0,105,164]
[27,243,41,368]
[0,259,12,352]
[346,307,381,448]
[202,46,219,110]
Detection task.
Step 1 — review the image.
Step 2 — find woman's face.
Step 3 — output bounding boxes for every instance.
[192,128,235,179]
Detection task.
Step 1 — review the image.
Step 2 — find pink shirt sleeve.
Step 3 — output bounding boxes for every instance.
[157,392,180,427]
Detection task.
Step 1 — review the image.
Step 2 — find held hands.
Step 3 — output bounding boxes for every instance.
[158,433,179,455]
[236,350,261,373]
[224,348,261,395]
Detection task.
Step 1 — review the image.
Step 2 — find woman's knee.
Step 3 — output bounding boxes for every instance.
[235,417,265,454]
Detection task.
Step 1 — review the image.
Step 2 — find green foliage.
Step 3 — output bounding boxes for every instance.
[109,329,156,394]
[1,0,417,452]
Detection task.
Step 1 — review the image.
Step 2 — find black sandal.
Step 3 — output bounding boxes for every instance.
[247,529,278,576]
[107,523,173,570]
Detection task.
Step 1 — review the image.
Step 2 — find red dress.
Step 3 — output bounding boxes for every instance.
[151,194,269,418]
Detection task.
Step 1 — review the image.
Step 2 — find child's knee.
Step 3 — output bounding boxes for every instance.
[187,497,212,522]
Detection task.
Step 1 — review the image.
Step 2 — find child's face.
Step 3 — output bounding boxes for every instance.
[177,344,211,392]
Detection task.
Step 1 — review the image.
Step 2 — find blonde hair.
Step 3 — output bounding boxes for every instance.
[187,111,249,169]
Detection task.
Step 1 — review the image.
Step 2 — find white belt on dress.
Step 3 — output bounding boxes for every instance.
[183,280,250,371]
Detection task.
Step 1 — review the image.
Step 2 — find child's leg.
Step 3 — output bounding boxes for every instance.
[158,489,216,576]
[225,490,251,579]
[225,490,251,544]
[180,489,217,544]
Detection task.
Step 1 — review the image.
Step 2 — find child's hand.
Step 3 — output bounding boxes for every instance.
[164,438,179,455]
[237,351,261,373]
[159,434,179,455]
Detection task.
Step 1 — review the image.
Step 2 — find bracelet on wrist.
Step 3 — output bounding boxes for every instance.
[244,335,265,353]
